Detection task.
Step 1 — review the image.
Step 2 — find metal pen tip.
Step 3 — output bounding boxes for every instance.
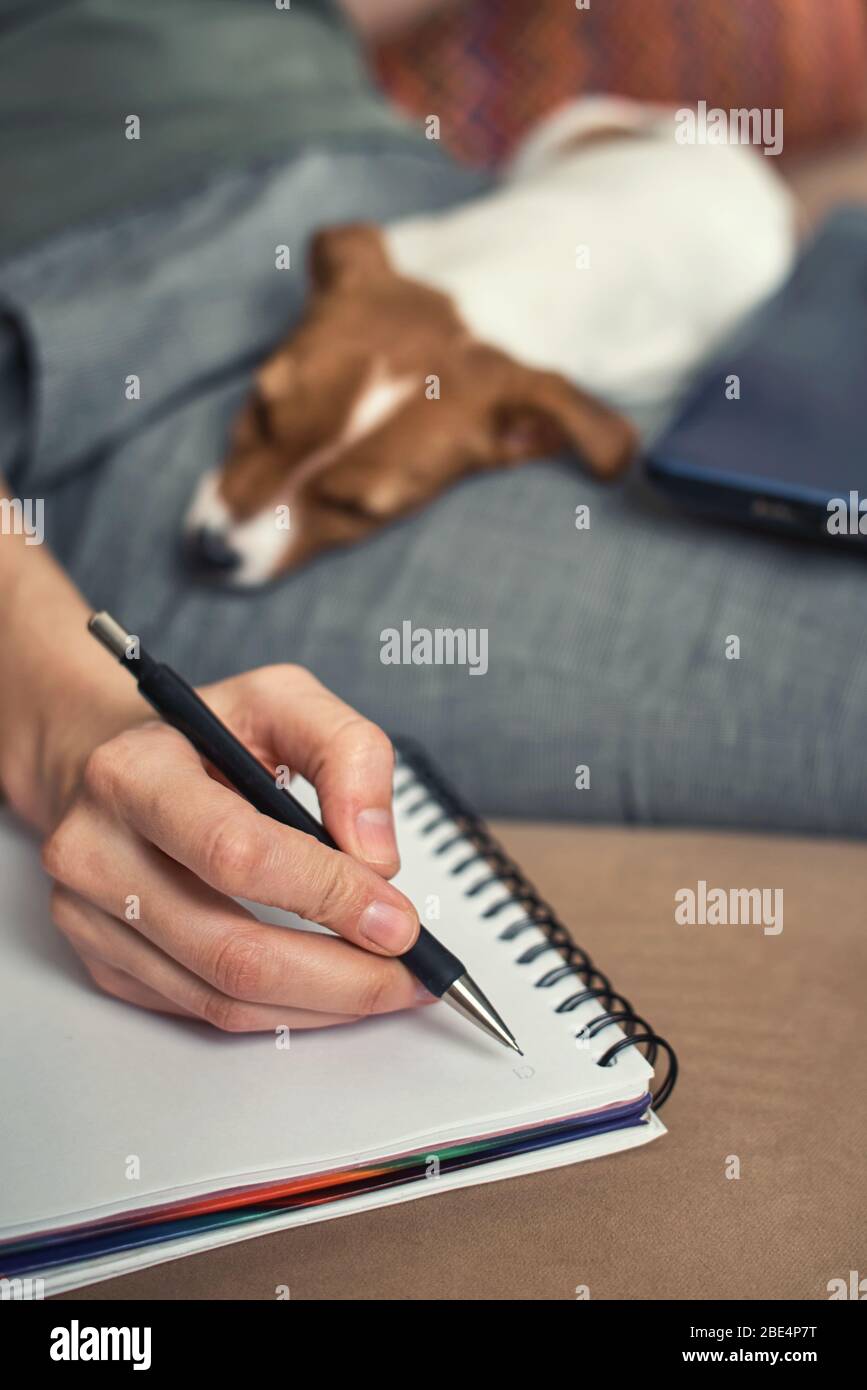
[442,973,523,1056]
[88,611,131,661]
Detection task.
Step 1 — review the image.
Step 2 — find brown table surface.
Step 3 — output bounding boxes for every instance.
[59,821,866,1301]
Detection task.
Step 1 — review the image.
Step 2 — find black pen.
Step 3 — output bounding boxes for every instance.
[87,611,522,1055]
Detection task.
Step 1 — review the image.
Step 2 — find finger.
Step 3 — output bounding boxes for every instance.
[77,723,419,956]
[46,821,433,1015]
[210,665,401,876]
[81,955,195,1017]
[54,885,364,1031]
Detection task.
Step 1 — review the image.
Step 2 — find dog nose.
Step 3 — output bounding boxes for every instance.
[189,525,240,571]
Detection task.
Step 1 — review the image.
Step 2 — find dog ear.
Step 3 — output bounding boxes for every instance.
[491,362,636,478]
[309,224,392,291]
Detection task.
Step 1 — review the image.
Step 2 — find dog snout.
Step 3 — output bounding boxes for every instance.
[188,525,241,572]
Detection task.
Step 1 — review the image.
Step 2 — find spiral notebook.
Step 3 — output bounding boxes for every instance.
[0,743,675,1294]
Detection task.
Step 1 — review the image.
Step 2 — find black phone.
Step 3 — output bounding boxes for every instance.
[645,207,867,546]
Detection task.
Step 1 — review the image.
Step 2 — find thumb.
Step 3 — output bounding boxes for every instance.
[211,665,402,879]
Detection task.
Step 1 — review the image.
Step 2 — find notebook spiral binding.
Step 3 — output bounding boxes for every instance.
[393,739,678,1109]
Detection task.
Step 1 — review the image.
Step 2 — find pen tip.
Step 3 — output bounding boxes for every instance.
[88,611,131,661]
[441,974,523,1057]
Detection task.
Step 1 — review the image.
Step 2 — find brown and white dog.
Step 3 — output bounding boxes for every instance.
[184,98,795,583]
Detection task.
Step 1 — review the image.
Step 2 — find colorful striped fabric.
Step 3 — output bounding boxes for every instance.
[372,0,867,167]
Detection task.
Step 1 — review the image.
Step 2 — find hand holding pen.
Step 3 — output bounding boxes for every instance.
[39,612,519,1052]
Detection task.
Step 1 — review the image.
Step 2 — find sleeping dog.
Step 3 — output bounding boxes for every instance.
[185,97,795,583]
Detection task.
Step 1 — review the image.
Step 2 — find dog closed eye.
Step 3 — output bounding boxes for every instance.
[317,492,377,521]
[251,392,273,441]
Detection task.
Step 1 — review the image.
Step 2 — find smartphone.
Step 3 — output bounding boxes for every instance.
[645,207,867,546]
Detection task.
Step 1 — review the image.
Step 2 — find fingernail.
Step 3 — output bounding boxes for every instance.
[359,900,416,953]
[355,807,399,866]
[415,982,438,1005]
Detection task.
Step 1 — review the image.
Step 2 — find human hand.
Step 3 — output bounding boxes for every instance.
[40,664,428,1032]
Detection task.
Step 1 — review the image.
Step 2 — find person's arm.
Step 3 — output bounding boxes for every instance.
[0,493,145,831]
[0,477,428,1031]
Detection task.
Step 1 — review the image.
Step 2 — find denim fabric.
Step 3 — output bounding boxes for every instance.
[0,0,419,259]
